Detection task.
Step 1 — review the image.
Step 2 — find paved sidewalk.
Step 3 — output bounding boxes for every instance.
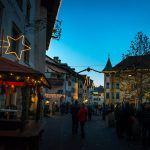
[0,120,45,150]
[39,114,146,150]
[0,120,45,138]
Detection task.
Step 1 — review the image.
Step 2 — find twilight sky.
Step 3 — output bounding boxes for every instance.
[47,0,150,87]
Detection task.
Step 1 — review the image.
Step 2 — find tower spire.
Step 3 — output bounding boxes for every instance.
[103,56,112,71]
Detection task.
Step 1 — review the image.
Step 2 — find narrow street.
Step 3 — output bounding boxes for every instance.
[0,1,150,150]
[39,114,144,150]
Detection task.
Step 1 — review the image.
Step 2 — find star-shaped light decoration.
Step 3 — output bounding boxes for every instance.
[4,35,31,60]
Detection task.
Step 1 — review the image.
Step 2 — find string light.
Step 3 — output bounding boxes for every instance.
[11,85,15,88]
[0,35,31,60]
[0,39,9,48]
[16,76,20,80]
[38,80,41,84]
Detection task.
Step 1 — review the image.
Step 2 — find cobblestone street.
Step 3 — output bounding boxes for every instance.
[39,114,146,150]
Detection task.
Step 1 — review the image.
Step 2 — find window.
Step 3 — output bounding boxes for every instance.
[106,82,110,89]
[51,73,57,78]
[57,74,63,79]
[72,88,75,93]
[112,93,114,99]
[11,23,21,54]
[106,93,110,99]
[26,0,31,23]
[112,82,114,89]
[106,74,110,77]
[116,93,120,99]
[57,90,63,94]
[68,91,71,97]
[68,81,71,86]
[116,83,120,89]
[79,84,83,88]
[78,94,82,98]
[24,40,30,64]
[16,0,23,10]
[0,2,4,32]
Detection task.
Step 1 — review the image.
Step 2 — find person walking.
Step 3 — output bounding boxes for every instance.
[87,104,92,121]
[78,103,88,138]
[71,101,79,135]
[114,103,124,138]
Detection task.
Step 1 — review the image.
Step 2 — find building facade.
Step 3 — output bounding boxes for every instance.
[103,55,150,105]
[103,58,120,104]
[45,56,94,106]
[0,0,61,126]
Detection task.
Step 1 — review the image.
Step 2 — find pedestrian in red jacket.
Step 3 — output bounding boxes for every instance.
[78,103,88,138]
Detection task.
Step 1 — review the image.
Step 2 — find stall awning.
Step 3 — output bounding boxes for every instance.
[0,57,50,88]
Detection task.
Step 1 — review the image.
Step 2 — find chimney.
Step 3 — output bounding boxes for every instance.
[53,56,59,63]
[61,63,68,67]
[72,68,75,71]
[58,59,61,63]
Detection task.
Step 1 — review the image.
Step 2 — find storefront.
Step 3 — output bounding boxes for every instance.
[0,57,50,130]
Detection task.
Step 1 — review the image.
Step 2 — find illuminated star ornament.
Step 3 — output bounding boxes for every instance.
[0,35,31,60]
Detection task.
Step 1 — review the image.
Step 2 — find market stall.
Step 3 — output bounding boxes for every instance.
[0,57,50,130]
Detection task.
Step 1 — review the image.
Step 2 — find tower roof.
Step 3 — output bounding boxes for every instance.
[103,58,113,71]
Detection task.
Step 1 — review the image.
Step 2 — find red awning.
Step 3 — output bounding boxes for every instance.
[0,81,25,86]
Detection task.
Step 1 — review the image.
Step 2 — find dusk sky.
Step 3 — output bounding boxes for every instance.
[47,0,150,87]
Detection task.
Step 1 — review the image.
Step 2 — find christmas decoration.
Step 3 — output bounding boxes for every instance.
[0,35,31,60]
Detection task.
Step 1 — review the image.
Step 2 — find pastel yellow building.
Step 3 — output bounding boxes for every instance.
[103,55,150,105]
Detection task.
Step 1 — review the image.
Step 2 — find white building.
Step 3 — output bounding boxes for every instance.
[0,0,61,72]
[45,56,90,106]
[0,0,61,123]
[90,92,104,105]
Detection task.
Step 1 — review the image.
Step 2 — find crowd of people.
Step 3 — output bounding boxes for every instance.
[69,101,106,138]
[69,100,150,145]
[70,101,88,138]
[48,99,150,146]
[103,101,150,147]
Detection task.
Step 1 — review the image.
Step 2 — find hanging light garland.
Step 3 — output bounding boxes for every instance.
[0,73,44,87]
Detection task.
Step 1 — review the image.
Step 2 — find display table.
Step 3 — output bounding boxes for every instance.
[0,109,20,120]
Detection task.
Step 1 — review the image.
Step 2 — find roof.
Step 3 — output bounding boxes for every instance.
[113,55,150,71]
[46,56,80,77]
[46,55,86,80]
[46,60,69,74]
[0,57,50,88]
[41,0,61,49]
[103,58,113,71]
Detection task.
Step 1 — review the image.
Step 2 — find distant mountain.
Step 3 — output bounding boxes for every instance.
[94,85,104,93]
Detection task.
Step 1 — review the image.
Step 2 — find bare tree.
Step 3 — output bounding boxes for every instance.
[118,32,150,105]
[122,32,150,59]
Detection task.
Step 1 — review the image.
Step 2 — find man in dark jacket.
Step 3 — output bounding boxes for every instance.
[71,101,79,135]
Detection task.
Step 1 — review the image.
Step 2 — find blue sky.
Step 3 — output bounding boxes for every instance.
[47,0,150,86]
